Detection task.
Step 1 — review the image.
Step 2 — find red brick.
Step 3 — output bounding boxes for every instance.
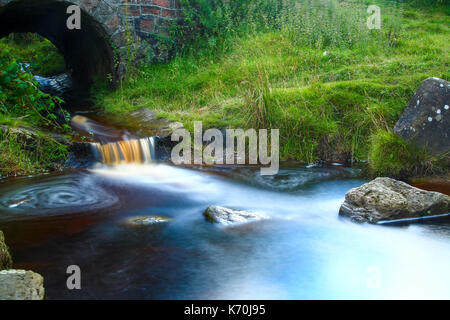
[153,0,171,8]
[140,19,154,32]
[120,5,140,16]
[161,9,174,17]
[142,6,160,15]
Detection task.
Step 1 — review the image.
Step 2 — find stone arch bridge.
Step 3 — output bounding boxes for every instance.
[0,0,181,84]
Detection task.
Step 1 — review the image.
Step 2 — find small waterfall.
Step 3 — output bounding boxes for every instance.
[91,137,156,165]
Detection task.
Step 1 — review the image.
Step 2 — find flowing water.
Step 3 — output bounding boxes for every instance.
[0,118,449,299]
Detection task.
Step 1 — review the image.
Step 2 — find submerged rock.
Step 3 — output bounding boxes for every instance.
[0,231,13,270]
[126,107,184,138]
[204,205,269,226]
[125,215,171,225]
[393,77,449,155]
[0,270,45,300]
[67,142,96,168]
[339,177,450,223]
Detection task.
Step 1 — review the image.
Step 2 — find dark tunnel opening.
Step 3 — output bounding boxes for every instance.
[0,0,117,107]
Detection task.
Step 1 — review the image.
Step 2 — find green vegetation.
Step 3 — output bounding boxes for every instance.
[0,33,66,77]
[94,0,449,176]
[368,130,431,178]
[0,129,68,176]
[0,46,69,177]
[0,0,448,177]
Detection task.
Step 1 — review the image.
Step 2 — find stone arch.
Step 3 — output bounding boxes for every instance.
[0,0,181,86]
[0,0,122,86]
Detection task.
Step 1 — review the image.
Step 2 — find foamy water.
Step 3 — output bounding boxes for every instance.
[0,163,449,299]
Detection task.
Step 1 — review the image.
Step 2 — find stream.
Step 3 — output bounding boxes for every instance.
[0,160,450,299]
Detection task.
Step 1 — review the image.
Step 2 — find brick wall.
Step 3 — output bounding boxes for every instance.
[117,0,180,36]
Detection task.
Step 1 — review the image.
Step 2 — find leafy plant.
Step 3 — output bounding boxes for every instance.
[0,48,69,131]
[0,47,70,176]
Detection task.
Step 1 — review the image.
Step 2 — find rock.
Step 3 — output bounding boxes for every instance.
[93,107,185,139]
[0,231,13,270]
[339,177,450,223]
[67,142,96,168]
[0,270,45,300]
[129,108,158,123]
[0,124,69,145]
[393,77,449,155]
[158,121,184,138]
[126,107,184,138]
[204,205,269,226]
[125,215,171,225]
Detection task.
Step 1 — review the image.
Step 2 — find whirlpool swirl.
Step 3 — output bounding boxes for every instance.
[0,174,118,215]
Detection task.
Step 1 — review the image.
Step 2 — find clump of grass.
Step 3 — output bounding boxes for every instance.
[0,129,68,177]
[243,77,414,162]
[367,130,434,178]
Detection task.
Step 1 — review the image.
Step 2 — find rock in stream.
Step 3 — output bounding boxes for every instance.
[0,270,45,300]
[204,205,269,226]
[339,177,450,223]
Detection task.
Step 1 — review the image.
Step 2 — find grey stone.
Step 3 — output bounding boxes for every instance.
[129,108,157,122]
[125,215,171,225]
[0,270,45,300]
[126,108,184,138]
[204,205,269,226]
[339,177,450,223]
[394,77,450,155]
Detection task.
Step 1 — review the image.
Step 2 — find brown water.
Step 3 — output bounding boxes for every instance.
[0,163,449,299]
[411,180,450,196]
[1,116,449,299]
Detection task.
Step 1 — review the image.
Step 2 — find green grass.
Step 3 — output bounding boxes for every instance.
[94,0,449,176]
[0,129,68,177]
[0,33,66,77]
[0,35,69,177]
[368,130,432,178]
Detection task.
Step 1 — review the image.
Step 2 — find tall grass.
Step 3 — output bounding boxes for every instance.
[95,0,449,176]
[172,0,403,55]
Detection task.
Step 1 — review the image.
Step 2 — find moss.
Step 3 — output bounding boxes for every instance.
[0,33,65,77]
[368,130,433,178]
[0,230,13,270]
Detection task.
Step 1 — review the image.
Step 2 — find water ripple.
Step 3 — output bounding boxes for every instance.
[0,174,118,215]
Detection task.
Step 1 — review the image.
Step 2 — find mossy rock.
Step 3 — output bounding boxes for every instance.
[125,215,172,226]
[0,230,13,270]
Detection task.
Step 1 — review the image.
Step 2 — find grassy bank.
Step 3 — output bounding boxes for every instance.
[94,0,449,177]
[0,39,69,177]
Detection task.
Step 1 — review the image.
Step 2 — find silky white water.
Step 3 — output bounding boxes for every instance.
[0,163,449,299]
